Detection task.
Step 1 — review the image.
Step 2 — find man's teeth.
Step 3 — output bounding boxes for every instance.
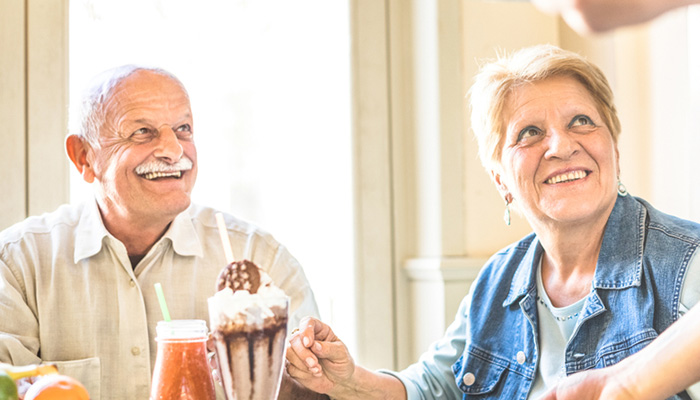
[546,170,587,184]
[142,171,182,180]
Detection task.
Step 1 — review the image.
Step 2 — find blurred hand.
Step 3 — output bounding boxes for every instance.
[285,317,355,395]
[538,369,636,400]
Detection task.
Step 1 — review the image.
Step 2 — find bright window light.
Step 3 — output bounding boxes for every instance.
[69,0,356,351]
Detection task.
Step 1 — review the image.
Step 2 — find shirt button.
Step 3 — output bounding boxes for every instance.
[463,372,475,386]
[129,280,136,287]
[131,346,141,356]
[517,351,526,364]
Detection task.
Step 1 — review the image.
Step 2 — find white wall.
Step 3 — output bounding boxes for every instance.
[0,0,69,231]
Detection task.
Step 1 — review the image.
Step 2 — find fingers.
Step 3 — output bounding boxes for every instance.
[287,317,339,378]
[309,339,348,363]
[288,325,322,377]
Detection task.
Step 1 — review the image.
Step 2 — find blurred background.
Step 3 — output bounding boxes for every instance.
[1,0,698,371]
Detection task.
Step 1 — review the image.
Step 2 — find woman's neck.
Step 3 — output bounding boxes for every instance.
[534,215,609,307]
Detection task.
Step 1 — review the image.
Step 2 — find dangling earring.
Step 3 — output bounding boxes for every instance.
[503,198,511,226]
[617,178,628,197]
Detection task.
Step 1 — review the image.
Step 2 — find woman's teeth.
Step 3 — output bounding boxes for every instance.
[546,170,587,184]
[142,171,182,180]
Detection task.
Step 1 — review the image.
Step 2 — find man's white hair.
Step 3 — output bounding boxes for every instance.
[74,65,189,148]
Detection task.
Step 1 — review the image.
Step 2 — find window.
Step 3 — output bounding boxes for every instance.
[69,0,356,349]
[688,5,700,221]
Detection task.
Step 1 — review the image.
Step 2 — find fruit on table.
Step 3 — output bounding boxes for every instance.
[0,371,19,400]
[23,375,89,400]
[0,364,58,381]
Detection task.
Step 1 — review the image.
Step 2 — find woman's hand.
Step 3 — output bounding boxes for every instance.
[285,316,355,395]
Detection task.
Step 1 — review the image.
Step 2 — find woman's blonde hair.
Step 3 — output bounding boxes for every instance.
[469,44,621,173]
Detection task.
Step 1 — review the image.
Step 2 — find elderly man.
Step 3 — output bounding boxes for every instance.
[0,65,319,399]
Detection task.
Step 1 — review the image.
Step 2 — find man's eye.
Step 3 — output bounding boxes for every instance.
[176,124,191,132]
[132,127,150,136]
[569,115,594,128]
[517,126,542,141]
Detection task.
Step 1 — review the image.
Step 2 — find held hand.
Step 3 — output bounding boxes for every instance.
[286,317,355,395]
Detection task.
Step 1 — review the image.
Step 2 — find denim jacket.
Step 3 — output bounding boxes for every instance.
[390,194,700,400]
[446,194,700,399]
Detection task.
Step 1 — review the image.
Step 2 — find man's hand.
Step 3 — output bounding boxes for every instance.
[285,316,355,395]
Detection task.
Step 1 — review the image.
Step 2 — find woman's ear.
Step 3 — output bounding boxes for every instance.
[614,143,621,177]
[65,134,96,183]
[490,169,510,199]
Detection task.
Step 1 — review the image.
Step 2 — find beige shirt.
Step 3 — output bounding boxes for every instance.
[0,200,320,399]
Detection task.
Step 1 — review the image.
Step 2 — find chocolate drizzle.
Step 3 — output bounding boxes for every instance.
[214,316,288,400]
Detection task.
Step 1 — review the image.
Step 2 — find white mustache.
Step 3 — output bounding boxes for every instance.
[134,156,193,175]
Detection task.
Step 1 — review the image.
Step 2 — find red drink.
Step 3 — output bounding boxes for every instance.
[150,320,216,400]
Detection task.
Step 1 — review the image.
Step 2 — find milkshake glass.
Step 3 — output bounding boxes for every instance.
[208,288,289,400]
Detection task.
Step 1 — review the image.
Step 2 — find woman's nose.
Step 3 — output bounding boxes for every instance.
[154,125,184,162]
[544,128,579,160]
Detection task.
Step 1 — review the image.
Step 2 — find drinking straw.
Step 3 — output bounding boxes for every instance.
[215,212,235,264]
[154,283,171,322]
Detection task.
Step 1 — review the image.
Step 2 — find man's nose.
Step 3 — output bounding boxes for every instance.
[154,125,184,162]
[544,127,579,160]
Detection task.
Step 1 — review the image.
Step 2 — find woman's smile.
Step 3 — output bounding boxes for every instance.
[543,169,590,185]
[496,75,619,227]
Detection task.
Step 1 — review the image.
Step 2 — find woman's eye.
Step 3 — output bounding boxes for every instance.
[517,126,541,141]
[569,115,594,128]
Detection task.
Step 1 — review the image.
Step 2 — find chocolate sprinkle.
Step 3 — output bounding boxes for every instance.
[216,260,262,294]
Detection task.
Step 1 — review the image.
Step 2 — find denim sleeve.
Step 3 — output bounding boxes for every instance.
[377,292,473,400]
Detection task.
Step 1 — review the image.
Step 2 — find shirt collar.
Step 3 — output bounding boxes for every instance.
[503,194,645,306]
[73,198,111,263]
[163,205,203,258]
[73,200,204,263]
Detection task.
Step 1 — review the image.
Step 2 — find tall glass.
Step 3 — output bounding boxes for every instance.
[150,319,216,400]
[208,291,289,400]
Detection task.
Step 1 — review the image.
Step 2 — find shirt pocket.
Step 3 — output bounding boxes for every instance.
[49,356,101,400]
[452,344,510,397]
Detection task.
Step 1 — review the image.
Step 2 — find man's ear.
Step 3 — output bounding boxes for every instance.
[65,134,96,183]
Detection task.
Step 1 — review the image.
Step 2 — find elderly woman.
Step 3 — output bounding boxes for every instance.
[285,44,700,400]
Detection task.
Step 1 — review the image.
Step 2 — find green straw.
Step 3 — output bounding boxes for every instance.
[154,283,171,322]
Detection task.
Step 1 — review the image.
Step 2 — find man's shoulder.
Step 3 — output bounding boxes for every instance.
[0,203,84,246]
[186,204,280,246]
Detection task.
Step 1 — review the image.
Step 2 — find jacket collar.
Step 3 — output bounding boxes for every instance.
[592,194,645,289]
[73,200,203,263]
[503,194,645,307]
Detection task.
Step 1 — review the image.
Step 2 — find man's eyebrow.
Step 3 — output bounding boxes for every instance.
[127,112,192,127]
